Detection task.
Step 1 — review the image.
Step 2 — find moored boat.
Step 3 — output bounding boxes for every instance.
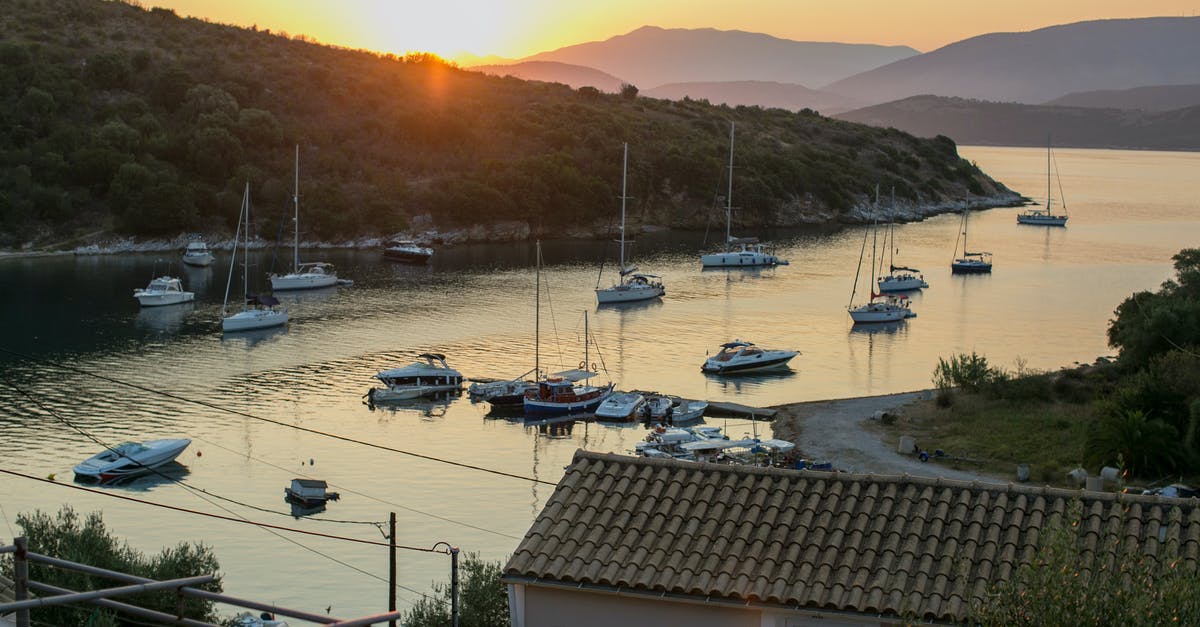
[73,438,191,483]
[383,240,433,263]
[594,391,646,420]
[523,370,614,417]
[368,353,463,402]
[269,145,341,291]
[596,144,665,304]
[181,241,215,267]
[700,123,788,269]
[1017,137,1069,226]
[951,204,992,273]
[133,276,194,307]
[222,183,288,333]
[701,340,798,374]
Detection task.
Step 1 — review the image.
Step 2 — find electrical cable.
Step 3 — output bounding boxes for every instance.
[0,346,557,486]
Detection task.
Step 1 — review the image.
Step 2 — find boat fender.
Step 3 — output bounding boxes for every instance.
[919,451,930,463]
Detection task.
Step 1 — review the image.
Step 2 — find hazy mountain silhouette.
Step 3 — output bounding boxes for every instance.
[836,95,1200,151]
[826,17,1200,106]
[643,81,863,115]
[469,61,627,92]
[1045,83,1200,112]
[522,25,917,90]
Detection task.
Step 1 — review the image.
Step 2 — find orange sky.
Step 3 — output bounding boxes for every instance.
[149,0,1198,61]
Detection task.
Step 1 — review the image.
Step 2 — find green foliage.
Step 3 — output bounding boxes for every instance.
[971,500,1200,625]
[932,351,999,393]
[0,0,1005,245]
[404,553,509,627]
[1108,248,1200,369]
[1085,408,1182,476]
[10,506,222,625]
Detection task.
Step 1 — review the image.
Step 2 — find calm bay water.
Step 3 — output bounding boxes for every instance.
[0,146,1198,620]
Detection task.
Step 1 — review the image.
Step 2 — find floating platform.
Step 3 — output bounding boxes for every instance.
[705,401,777,420]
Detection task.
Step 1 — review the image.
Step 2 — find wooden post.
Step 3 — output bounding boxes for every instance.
[450,546,460,627]
[15,536,30,627]
[388,513,397,627]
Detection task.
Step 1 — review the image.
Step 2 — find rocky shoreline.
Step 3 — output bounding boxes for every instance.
[0,191,1025,259]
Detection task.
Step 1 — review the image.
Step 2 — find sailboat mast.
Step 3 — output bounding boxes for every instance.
[293,144,300,272]
[222,185,246,316]
[535,240,541,379]
[619,142,628,271]
[243,182,250,312]
[725,122,734,252]
[962,202,969,255]
[889,187,896,271]
[1046,136,1052,214]
[583,310,589,376]
[870,217,878,296]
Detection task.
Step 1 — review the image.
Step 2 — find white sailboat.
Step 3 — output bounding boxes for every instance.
[876,188,928,293]
[700,123,787,268]
[223,183,288,333]
[1017,137,1069,226]
[951,203,993,273]
[596,143,664,304]
[849,197,912,324]
[270,145,339,291]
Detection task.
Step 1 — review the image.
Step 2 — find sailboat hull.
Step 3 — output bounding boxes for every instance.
[223,309,289,332]
[1017,213,1068,226]
[951,260,993,274]
[700,251,783,267]
[849,307,909,324]
[595,284,664,304]
[270,273,338,291]
[523,386,614,417]
[877,275,927,292]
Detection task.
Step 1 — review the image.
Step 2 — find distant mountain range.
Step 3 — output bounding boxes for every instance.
[471,61,627,93]
[825,17,1200,106]
[1045,83,1200,112]
[836,95,1200,151]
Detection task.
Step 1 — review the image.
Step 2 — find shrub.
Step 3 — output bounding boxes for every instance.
[932,351,998,393]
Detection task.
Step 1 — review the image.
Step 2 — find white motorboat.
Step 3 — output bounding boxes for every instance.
[640,395,675,420]
[368,353,463,402]
[469,378,536,409]
[701,340,798,374]
[270,145,341,291]
[636,425,726,458]
[73,438,191,483]
[233,612,290,627]
[181,241,215,267]
[671,399,709,423]
[1017,137,1069,227]
[594,392,646,420]
[597,144,665,304]
[223,183,288,333]
[133,276,194,307]
[700,123,787,268]
[951,204,992,273]
[383,240,434,263]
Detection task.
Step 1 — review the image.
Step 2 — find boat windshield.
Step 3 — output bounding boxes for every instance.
[113,442,148,455]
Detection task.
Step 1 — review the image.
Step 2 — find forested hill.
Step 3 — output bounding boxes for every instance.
[0,0,1013,248]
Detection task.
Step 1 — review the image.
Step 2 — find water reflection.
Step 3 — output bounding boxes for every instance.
[365,391,461,419]
[220,325,288,347]
[276,285,338,305]
[135,301,195,334]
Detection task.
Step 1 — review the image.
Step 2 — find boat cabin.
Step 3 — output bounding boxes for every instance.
[185,242,210,253]
[375,353,463,387]
[285,478,339,506]
[296,262,334,275]
[142,277,186,293]
[711,341,760,362]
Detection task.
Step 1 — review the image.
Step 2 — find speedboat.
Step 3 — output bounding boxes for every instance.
[671,399,709,423]
[369,353,463,402]
[233,612,290,627]
[73,438,191,483]
[133,276,194,307]
[594,392,646,420]
[636,425,726,458]
[469,378,536,409]
[523,370,614,417]
[701,340,798,374]
[383,240,433,263]
[182,242,215,267]
[640,395,675,421]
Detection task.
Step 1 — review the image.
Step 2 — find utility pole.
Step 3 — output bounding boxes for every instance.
[450,546,460,627]
[388,513,397,627]
[15,536,29,627]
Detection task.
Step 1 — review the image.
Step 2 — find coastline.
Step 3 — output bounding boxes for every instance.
[770,390,1002,483]
[0,191,1025,261]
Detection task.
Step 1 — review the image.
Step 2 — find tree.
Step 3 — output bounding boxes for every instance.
[619,82,639,100]
[1108,248,1200,369]
[7,506,223,626]
[404,553,509,627]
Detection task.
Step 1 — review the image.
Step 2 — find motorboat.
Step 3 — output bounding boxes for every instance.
[596,144,665,304]
[701,340,798,374]
[951,204,992,273]
[383,240,433,263]
[233,612,290,627]
[640,395,675,421]
[368,353,463,402]
[223,183,288,333]
[671,399,709,423]
[73,438,191,483]
[468,378,536,409]
[523,370,614,417]
[700,123,788,268]
[1017,138,1069,226]
[269,145,341,291]
[594,392,646,420]
[133,276,194,307]
[181,241,215,267]
[636,425,726,458]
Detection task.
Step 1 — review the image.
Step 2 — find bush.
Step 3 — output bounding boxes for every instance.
[404,553,509,627]
[932,352,999,393]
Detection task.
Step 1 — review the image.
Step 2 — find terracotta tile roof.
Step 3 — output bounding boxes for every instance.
[505,451,1200,622]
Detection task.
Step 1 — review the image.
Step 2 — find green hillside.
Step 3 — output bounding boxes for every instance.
[0,0,1012,247]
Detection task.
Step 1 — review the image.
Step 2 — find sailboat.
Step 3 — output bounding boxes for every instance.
[269,145,340,291]
[1017,137,1069,226]
[223,183,289,333]
[596,143,664,304]
[525,242,613,417]
[849,193,912,324]
[876,188,928,292]
[700,123,788,268]
[951,203,993,273]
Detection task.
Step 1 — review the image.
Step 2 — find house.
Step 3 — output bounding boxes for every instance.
[504,450,1200,626]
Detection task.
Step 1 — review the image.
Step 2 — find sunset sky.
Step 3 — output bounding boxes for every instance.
[150,0,1196,61]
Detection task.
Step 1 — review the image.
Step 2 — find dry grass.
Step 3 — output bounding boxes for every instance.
[875,392,1094,485]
